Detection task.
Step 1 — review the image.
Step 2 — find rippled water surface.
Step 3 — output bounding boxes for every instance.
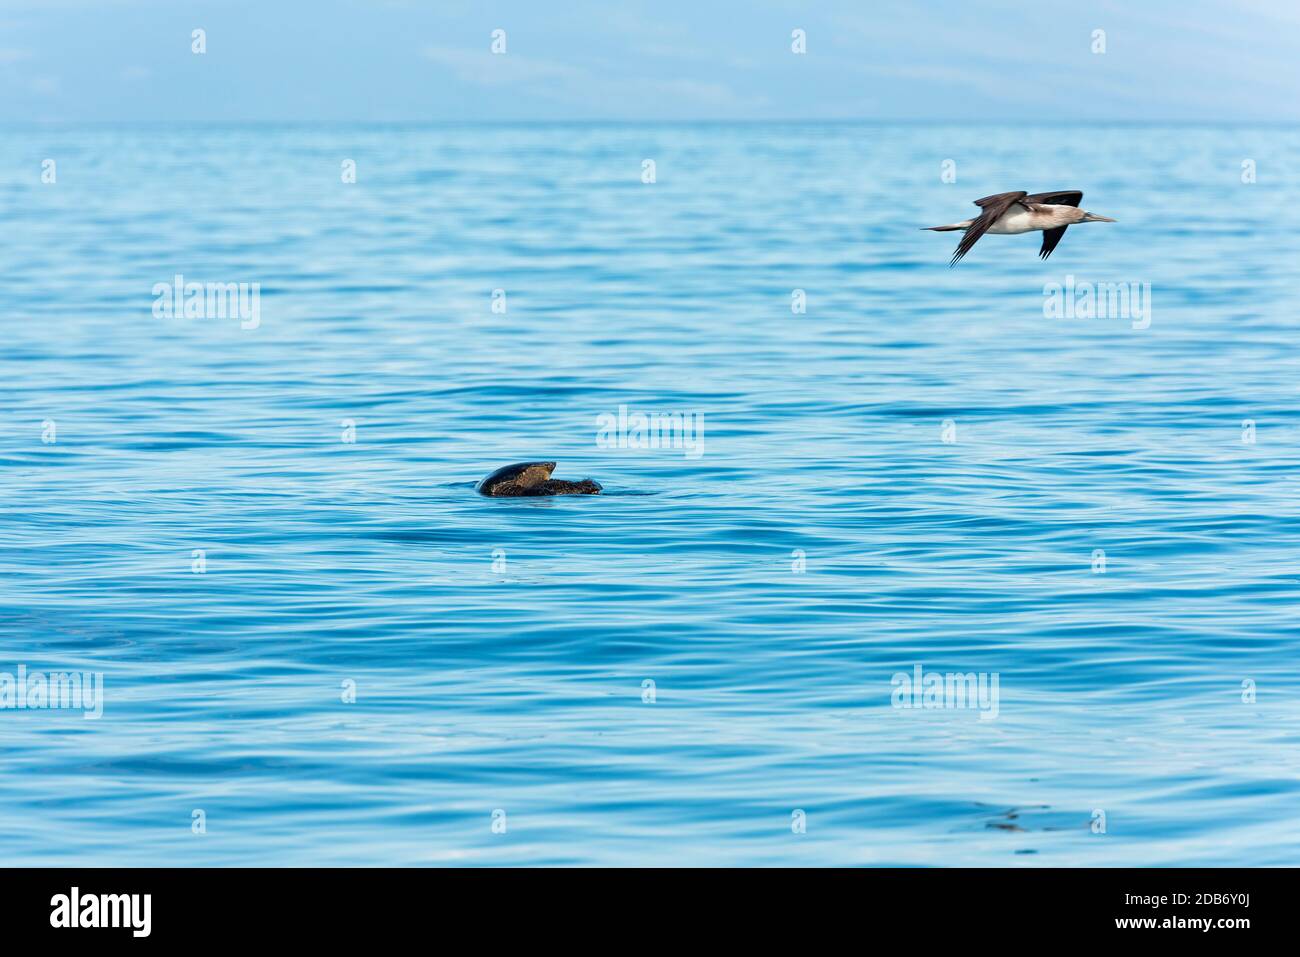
[2,124,1299,865]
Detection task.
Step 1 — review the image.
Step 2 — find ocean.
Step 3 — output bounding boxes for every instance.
[2,123,1298,865]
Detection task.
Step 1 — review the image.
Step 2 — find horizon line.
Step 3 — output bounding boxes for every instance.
[3,118,1297,127]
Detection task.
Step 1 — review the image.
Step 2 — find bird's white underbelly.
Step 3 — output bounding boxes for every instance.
[987,203,1076,235]
[987,207,1039,234]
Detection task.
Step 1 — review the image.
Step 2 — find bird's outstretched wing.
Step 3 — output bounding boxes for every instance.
[1024,190,1083,207]
[1038,226,1068,259]
[1025,191,1083,258]
[950,191,1027,266]
[973,191,1031,208]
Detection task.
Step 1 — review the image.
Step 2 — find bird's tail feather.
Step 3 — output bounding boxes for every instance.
[922,222,969,232]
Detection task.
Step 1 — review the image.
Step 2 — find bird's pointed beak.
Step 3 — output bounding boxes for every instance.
[1082,212,1117,223]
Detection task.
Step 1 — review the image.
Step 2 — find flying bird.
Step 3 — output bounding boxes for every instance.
[924,191,1116,265]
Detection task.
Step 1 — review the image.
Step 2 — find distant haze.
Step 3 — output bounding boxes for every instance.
[1,0,1297,123]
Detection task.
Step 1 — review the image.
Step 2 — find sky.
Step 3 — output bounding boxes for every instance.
[1,0,1298,123]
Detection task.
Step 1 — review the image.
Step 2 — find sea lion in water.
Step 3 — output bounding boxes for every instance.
[476,461,602,497]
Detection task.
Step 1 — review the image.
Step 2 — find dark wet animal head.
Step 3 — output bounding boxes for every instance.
[476,461,556,496]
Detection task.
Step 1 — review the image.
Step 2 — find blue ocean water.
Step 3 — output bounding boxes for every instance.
[2,123,1299,866]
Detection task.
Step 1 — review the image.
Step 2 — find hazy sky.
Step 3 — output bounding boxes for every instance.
[2,0,1297,122]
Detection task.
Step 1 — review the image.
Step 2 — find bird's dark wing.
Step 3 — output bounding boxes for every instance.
[950,191,1027,266]
[514,462,556,489]
[1024,190,1083,207]
[1038,226,1069,259]
[973,191,1030,209]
